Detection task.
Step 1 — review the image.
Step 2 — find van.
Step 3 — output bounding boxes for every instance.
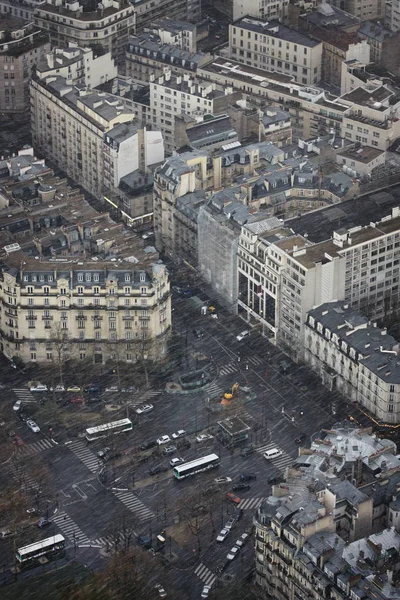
[264,448,282,460]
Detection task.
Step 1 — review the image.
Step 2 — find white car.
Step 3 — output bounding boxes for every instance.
[170,457,184,467]
[196,433,213,443]
[216,528,229,543]
[30,384,48,392]
[235,532,250,547]
[26,419,40,433]
[227,546,240,560]
[214,476,232,484]
[54,385,65,393]
[157,435,171,445]
[155,583,167,598]
[236,330,250,341]
[135,404,153,415]
[201,584,212,598]
[142,231,154,240]
[105,386,119,393]
[13,400,22,411]
[171,429,186,439]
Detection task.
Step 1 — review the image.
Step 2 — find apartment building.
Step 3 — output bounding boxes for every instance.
[232,0,290,23]
[149,70,242,155]
[0,18,50,115]
[0,252,171,365]
[329,0,385,21]
[229,17,323,86]
[357,21,400,68]
[305,301,400,424]
[131,0,201,31]
[0,0,44,20]
[336,145,386,178]
[125,33,210,85]
[340,85,400,151]
[146,18,197,53]
[34,0,135,64]
[385,0,400,31]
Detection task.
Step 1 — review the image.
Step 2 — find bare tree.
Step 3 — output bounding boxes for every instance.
[51,323,70,385]
[133,334,154,389]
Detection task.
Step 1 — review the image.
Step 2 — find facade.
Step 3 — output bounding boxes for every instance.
[146,18,197,53]
[232,0,290,23]
[329,0,385,21]
[0,0,44,21]
[227,102,293,148]
[0,253,171,365]
[385,0,400,31]
[305,301,400,424]
[34,0,135,65]
[131,0,201,31]
[336,145,386,177]
[229,17,323,86]
[357,21,400,66]
[0,19,50,115]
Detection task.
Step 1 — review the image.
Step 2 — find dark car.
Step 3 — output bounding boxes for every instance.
[193,328,204,338]
[268,475,284,485]
[295,433,307,444]
[140,440,157,451]
[37,518,51,528]
[84,384,100,394]
[240,473,257,482]
[240,446,255,457]
[149,465,168,476]
[232,483,251,492]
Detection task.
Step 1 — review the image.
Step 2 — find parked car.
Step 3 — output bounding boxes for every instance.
[135,404,153,415]
[121,386,137,393]
[149,465,168,476]
[240,473,257,482]
[26,508,38,515]
[236,330,250,342]
[154,583,167,598]
[26,419,40,433]
[70,396,84,404]
[224,517,237,530]
[227,546,240,561]
[140,440,157,451]
[295,433,306,444]
[30,384,48,392]
[235,532,250,548]
[171,429,186,439]
[142,231,154,240]
[226,493,241,505]
[170,457,184,467]
[215,476,232,484]
[105,386,119,393]
[0,530,14,540]
[84,384,100,394]
[37,518,51,528]
[157,435,171,445]
[216,528,229,543]
[232,483,251,492]
[201,585,212,598]
[162,445,177,456]
[240,446,255,457]
[54,385,65,393]
[67,385,81,393]
[196,433,213,443]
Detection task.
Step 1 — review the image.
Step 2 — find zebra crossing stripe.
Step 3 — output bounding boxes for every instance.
[67,441,100,473]
[238,497,264,510]
[52,511,91,544]
[255,442,294,470]
[194,563,216,585]
[113,489,155,521]
[93,529,137,548]
[19,439,54,455]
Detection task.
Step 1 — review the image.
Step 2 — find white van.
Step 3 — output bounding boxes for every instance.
[264,448,283,460]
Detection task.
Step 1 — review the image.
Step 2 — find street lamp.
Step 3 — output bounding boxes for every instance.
[143,353,149,389]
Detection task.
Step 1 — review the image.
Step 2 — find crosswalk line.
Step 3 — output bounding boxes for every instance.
[67,440,100,473]
[255,442,294,470]
[93,529,137,549]
[194,562,216,585]
[238,497,265,510]
[6,463,38,491]
[19,439,54,455]
[113,489,155,521]
[52,511,91,544]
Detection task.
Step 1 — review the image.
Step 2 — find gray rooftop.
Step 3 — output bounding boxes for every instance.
[358,21,394,43]
[233,17,321,48]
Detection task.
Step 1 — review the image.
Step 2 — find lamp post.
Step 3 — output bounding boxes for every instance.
[143,353,149,389]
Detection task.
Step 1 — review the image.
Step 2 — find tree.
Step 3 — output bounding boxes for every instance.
[51,323,70,385]
[133,334,154,389]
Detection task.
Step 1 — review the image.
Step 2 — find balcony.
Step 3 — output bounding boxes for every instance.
[26,315,37,320]
[76,315,87,321]
[42,315,53,320]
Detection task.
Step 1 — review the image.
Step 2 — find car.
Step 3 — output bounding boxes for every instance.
[215,476,232,484]
[268,475,284,485]
[295,433,306,444]
[172,286,183,294]
[240,446,255,457]
[162,445,177,456]
[142,231,154,240]
[240,473,257,482]
[236,330,250,342]
[54,385,65,393]
[196,433,213,443]
[232,483,251,492]
[13,435,24,446]
[171,429,186,439]
[97,447,111,459]
[121,386,137,393]
[157,435,171,445]
[226,493,241,505]
[105,386,119,393]
[70,396,84,404]
[224,517,237,531]
[140,440,157,451]
[135,404,154,415]
[193,329,204,338]
[84,384,100,394]
[0,530,14,540]
[149,465,168,476]
[30,384,48,392]
[201,585,212,598]
[170,457,184,467]
[155,583,167,598]
[13,400,22,411]
[227,546,240,560]
[26,419,40,433]
[67,385,81,393]
[216,528,229,543]
[235,532,250,548]
[37,518,51,528]
[26,508,38,515]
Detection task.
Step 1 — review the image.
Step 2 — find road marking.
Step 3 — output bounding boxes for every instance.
[72,484,88,500]
[238,497,265,510]
[255,441,294,470]
[67,440,100,473]
[52,511,91,544]
[194,562,216,585]
[18,438,54,456]
[112,489,155,521]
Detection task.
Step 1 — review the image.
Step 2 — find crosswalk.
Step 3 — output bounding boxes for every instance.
[202,381,223,399]
[238,497,265,511]
[19,439,54,456]
[219,362,240,376]
[6,462,38,491]
[194,562,216,586]
[130,389,160,404]
[255,441,294,471]
[112,489,155,522]
[13,387,35,403]
[219,355,263,377]
[67,440,100,473]
[92,529,137,550]
[52,511,91,545]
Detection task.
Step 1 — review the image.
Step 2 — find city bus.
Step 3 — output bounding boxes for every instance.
[16,535,65,569]
[85,418,133,442]
[173,453,220,480]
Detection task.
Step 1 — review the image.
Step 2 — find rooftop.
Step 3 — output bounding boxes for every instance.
[233,16,320,48]
[127,34,208,67]
[217,416,251,435]
[150,17,196,33]
[358,21,394,43]
[302,2,360,30]
[337,145,384,164]
[341,85,393,109]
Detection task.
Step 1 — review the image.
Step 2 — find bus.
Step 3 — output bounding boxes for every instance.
[85,418,133,441]
[173,453,220,480]
[16,535,65,569]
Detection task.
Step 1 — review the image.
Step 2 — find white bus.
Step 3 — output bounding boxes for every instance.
[173,453,220,480]
[85,418,133,442]
[16,535,65,568]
